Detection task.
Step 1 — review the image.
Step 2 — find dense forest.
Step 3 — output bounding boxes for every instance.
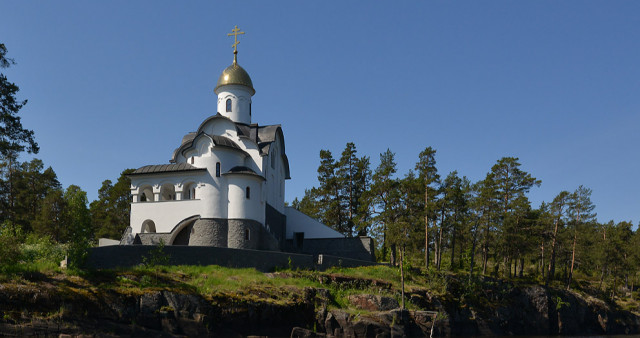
[1,42,639,297]
[292,141,640,293]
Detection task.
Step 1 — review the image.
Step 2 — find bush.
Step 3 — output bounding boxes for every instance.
[22,233,66,265]
[0,223,21,270]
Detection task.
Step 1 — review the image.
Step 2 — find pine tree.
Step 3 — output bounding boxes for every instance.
[488,157,540,277]
[414,146,439,269]
[368,149,399,264]
[337,143,371,236]
[0,43,38,157]
[566,185,596,289]
[546,191,570,285]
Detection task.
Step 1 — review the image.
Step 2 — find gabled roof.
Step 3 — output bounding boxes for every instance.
[168,114,290,179]
[171,132,248,163]
[129,163,206,176]
[222,166,265,180]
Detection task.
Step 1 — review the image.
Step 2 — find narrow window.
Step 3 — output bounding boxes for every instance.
[246,186,251,199]
[249,103,252,117]
[190,156,194,164]
[244,229,250,241]
[191,187,196,199]
[226,99,232,112]
[216,162,221,177]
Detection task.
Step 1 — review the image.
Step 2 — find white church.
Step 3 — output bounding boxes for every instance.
[120,27,376,259]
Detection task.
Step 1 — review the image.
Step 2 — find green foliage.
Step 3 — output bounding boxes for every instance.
[142,240,170,268]
[22,233,66,265]
[0,221,22,269]
[555,296,570,310]
[64,185,92,270]
[0,43,39,157]
[89,169,134,240]
[294,143,372,237]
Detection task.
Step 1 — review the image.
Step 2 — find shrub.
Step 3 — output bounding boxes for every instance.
[22,233,66,265]
[0,222,22,270]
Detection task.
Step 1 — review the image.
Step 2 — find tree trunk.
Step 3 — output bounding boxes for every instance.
[546,217,560,286]
[567,212,581,290]
[438,209,444,270]
[482,213,490,275]
[425,186,429,269]
[541,240,545,279]
[400,246,405,309]
[450,211,456,271]
[599,264,606,290]
[469,219,480,281]
[518,257,524,278]
[433,219,439,267]
[390,244,397,266]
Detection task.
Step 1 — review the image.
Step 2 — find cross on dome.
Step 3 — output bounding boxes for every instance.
[227,25,245,63]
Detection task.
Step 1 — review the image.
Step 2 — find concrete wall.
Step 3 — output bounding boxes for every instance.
[86,245,380,271]
[265,203,286,245]
[299,237,375,262]
[284,207,344,239]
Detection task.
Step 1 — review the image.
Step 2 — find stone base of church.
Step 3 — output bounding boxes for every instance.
[190,219,228,247]
[131,217,281,251]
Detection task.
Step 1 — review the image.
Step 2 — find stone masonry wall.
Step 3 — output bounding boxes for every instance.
[189,218,228,247]
[227,219,261,249]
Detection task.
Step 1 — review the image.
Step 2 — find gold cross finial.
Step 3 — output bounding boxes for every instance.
[227,25,245,63]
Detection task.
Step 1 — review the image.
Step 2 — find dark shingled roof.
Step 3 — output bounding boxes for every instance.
[222,166,265,180]
[181,132,196,145]
[130,163,206,175]
[167,114,290,179]
[211,135,243,150]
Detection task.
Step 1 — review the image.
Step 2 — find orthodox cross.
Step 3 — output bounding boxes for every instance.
[227,25,245,62]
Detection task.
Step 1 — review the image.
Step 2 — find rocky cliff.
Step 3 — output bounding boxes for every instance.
[0,271,638,337]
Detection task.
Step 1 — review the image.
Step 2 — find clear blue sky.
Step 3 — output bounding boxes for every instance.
[1,1,638,225]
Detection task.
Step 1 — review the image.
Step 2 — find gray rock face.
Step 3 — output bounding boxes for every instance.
[348,294,400,311]
[119,226,134,245]
[317,309,434,337]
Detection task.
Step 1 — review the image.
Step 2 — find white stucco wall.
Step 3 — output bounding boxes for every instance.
[215,85,253,125]
[227,174,265,223]
[284,207,344,239]
[131,199,203,234]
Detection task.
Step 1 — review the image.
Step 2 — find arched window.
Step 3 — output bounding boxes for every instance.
[226,98,232,112]
[246,186,251,199]
[190,156,194,164]
[142,220,156,233]
[140,186,154,202]
[244,229,250,241]
[184,183,196,200]
[160,183,176,201]
[216,162,221,177]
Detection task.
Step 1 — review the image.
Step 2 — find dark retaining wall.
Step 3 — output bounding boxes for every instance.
[300,237,375,262]
[87,245,380,271]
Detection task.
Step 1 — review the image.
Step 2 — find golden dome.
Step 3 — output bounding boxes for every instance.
[215,61,255,95]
